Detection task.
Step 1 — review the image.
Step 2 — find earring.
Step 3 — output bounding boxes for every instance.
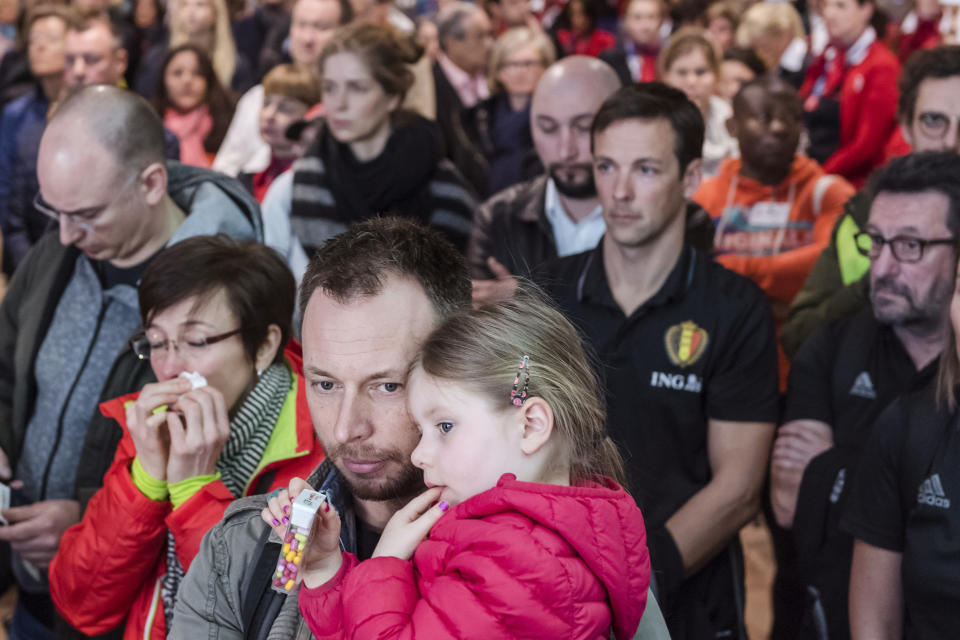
[256,368,263,378]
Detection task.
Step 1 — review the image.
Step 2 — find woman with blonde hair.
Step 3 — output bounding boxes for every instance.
[660,27,737,176]
[135,0,253,98]
[736,2,809,87]
[461,26,555,196]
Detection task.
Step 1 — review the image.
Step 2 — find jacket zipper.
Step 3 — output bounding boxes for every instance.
[39,299,112,500]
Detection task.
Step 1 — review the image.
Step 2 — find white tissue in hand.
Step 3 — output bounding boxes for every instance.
[178,371,208,389]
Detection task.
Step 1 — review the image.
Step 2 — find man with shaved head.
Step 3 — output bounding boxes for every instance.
[0,85,260,636]
[469,55,621,302]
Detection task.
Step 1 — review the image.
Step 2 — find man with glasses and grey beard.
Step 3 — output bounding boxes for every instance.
[0,85,260,638]
[784,45,960,357]
[770,152,960,640]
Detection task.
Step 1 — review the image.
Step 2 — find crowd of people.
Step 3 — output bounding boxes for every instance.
[0,0,959,636]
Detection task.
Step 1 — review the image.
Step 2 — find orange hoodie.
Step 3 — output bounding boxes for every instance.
[694,155,855,306]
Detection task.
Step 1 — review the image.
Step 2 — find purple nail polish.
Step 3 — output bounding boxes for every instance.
[271,518,280,526]
[283,505,290,514]
[281,516,289,524]
[438,501,449,512]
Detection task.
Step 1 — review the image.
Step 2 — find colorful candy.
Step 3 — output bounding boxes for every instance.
[270,489,328,595]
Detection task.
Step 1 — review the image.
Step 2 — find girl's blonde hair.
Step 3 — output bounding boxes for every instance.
[169,0,237,91]
[658,26,720,78]
[487,27,556,93]
[417,285,627,487]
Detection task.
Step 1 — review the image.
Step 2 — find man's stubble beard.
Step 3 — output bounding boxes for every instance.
[872,276,953,334]
[549,164,597,199]
[324,441,425,502]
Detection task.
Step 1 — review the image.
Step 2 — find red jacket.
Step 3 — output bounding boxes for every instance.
[49,343,325,639]
[800,40,900,188]
[556,28,617,57]
[301,474,651,640]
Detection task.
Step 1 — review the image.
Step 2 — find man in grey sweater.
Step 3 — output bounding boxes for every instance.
[0,85,261,638]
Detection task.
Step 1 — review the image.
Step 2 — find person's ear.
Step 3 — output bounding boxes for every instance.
[255,324,284,373]
[387,92,402,113]
[116,47,129,77]
[681,157,703,200]
[140,162,168,206]
[899,117,915,149]
[518,397,554,456]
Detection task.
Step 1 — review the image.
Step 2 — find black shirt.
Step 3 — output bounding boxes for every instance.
[841,385,960,640]
[546,243,779,526]
[783,308,938,640]
[544,242,778,638]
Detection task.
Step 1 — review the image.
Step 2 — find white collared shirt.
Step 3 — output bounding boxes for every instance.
[543,179,606,257]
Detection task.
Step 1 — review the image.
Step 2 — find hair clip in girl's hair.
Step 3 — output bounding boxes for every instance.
[510,356,531,406]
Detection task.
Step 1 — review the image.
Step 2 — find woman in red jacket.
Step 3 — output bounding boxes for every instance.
[49,236,325,640]
[799,0,900,187]
[555,0,617,57]
[265,291,652,639]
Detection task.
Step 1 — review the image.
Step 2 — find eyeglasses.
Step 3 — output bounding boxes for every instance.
[499,59,544,71]
[916,111,960,140]
[33,170,142,230]
[130,328,245,361]
[854,231,956,264]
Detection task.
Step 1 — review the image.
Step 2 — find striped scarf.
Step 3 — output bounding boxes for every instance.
[161,363,291,634]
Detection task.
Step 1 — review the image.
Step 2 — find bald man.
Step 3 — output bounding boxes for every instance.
[0,85,260,636]
[469,56,714,303]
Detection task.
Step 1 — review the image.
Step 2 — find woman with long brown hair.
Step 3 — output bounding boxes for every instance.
[261,23,477,280]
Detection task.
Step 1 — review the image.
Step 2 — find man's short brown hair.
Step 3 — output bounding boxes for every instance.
[298,217,472,320]
[68,7,124,49]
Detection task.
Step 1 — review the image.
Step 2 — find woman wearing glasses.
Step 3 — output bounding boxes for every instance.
[49,235,324,640]
[461,27,555,197]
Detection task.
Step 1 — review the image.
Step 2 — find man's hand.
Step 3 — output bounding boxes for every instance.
[471,257,518,305]
[0,499,81,568]
[165,386,230,485]
[372,487,446,561]
[771,420,833,472]
[770,419,834,528]
[126,378,192,481]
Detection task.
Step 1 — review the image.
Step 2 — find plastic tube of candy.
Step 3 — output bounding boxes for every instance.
[271,489,328,594]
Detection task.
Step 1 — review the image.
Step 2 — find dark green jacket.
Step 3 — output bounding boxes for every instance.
[782,191,871,358]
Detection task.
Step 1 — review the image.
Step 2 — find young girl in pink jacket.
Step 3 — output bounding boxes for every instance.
[263,290,651,639]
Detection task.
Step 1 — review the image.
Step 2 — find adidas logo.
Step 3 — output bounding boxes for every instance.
[829,468,846,504]
[918,474,951,509]
[849,371,877,399]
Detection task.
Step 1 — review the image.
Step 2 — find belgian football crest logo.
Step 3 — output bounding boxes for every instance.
[664,321,708,368]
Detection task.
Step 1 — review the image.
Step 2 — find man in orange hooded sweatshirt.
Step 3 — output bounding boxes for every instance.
[694,76,854,386]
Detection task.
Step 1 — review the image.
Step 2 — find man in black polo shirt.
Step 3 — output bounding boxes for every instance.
[544,83,779,640]
[769,152,958,640]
